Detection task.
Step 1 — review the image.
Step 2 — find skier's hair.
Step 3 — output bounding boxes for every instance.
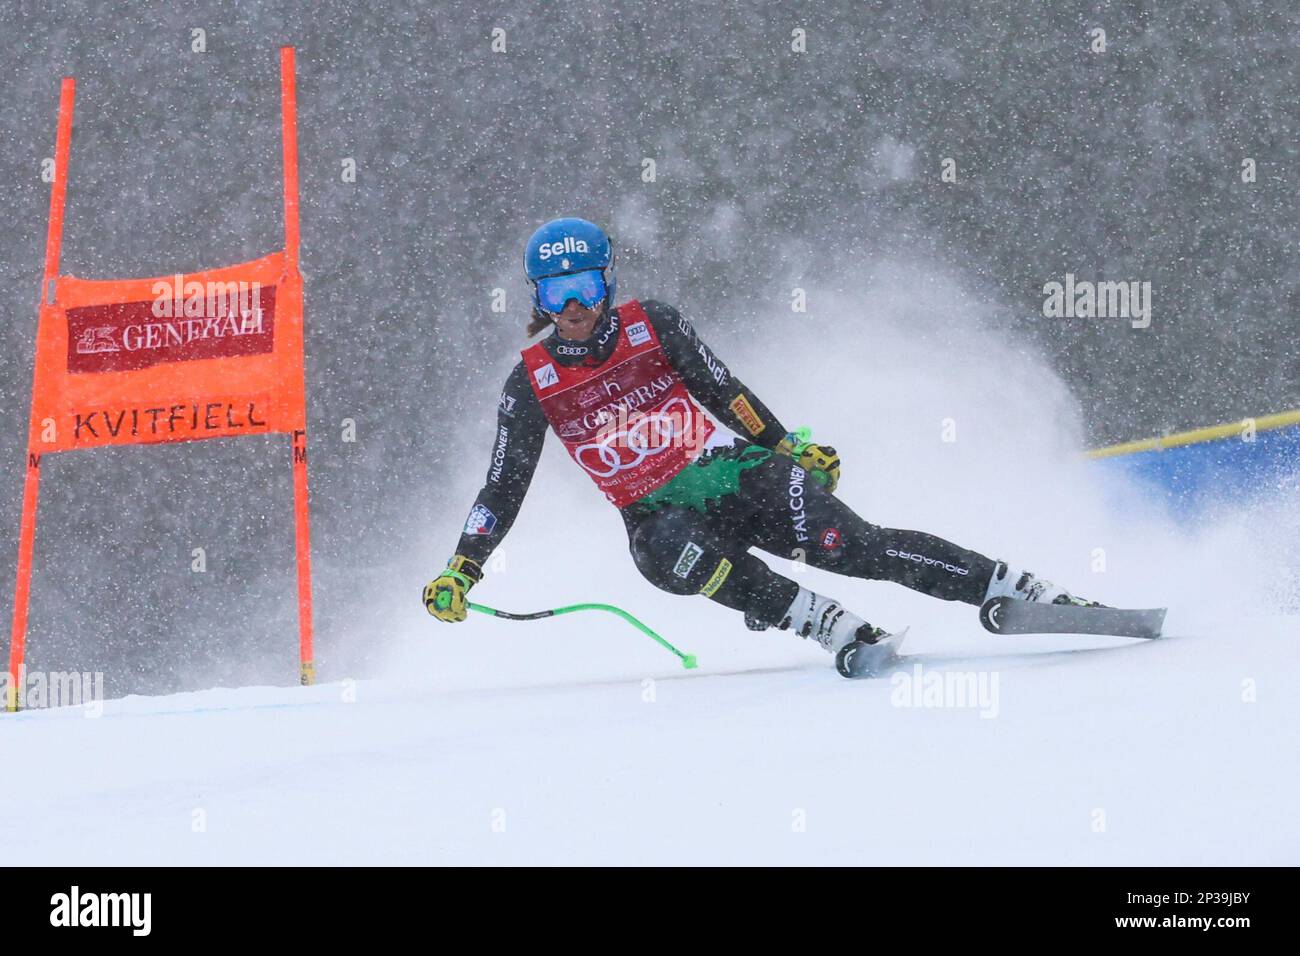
[526,309,554,337]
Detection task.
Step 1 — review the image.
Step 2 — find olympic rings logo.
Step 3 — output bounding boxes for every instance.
[574,397,694,478]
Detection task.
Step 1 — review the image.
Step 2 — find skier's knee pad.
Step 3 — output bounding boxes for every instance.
[628,511,797,620]
[628,511,721,596]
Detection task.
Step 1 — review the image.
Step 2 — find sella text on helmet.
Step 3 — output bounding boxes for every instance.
[537,236,590,262]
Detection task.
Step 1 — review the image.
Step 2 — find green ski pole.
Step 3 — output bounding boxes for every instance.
[458,599,698,669]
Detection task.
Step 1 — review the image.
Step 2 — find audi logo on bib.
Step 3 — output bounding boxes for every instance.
[576,397,691,478]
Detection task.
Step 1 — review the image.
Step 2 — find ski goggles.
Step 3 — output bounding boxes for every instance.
[533,269,607,315]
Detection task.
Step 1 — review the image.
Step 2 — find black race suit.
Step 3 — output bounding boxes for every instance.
[454,301,997,626]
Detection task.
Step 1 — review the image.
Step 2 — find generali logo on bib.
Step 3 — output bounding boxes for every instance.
[564,372,676,436]
[550,368,710,478]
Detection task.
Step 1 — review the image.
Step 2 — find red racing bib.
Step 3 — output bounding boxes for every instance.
[522,300,714,507]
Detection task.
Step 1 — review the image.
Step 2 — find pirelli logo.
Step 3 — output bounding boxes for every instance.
[699,558,732,597]
[729,394,765,436]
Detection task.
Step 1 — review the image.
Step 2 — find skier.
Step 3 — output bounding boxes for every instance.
[424,218,1098,676]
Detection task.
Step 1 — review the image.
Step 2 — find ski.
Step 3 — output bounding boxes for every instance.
[979,597,1166,640]
[835,628,909,679]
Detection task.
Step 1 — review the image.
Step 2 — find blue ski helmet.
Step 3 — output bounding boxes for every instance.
[524,218,616,317]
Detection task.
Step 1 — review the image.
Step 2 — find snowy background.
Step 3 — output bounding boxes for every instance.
[0,2,1296,864]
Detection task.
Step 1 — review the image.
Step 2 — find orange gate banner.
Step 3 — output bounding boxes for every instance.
[31,254,306,451]
[6,47,315,711]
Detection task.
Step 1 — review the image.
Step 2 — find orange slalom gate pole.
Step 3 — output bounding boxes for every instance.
[291,430,315,685]
[280,47,301,273]
[281,47,315,685]
[7,465,41,712]
[8,77,75,712]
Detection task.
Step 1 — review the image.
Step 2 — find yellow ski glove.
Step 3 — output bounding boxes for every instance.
[776,429,841,493]
[423,555,483,623]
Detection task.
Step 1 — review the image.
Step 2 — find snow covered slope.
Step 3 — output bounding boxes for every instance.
[3,611,1296,865]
